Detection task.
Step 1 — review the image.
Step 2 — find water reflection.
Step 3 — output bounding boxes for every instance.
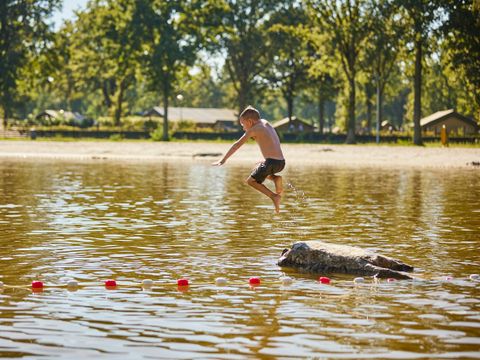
[0,159,479,358]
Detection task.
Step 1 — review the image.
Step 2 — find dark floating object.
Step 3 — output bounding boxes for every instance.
[193,152,223,158]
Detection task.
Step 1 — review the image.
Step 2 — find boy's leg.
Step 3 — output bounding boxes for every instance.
[267,174,283,194]
[246,176,281,213]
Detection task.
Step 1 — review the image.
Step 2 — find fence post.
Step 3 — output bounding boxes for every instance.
[441,125,448,147]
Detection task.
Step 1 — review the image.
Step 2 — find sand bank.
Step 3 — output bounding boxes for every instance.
[0,140,479,169]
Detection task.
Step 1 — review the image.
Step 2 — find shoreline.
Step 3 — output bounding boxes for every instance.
[0,140,479,169]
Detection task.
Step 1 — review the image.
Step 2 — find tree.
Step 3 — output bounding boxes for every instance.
[306,22,339,135]
[0,0,60,127]
[265,5,311,122]
[214,0,279,114]
[71,0,141,126]
[305,70,337,134]
[308,0,372,143]
[51,22,76,111]
[176,62,232,109]
[441,0,480,120]
[363,80,375,135]
[362,0,403,142]
[134,0,207,140]
[397,0,439,145]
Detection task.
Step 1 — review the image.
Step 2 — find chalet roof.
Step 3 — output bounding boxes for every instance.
[145,107,237,124]
[36,110,85,121]
[420,109,478,128]
[381,120,394,127]
[272,116,313,128]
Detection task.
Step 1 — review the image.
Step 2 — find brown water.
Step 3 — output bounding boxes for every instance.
[0,158,479,359]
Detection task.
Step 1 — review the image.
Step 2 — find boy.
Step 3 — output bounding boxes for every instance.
[212,106,285,213]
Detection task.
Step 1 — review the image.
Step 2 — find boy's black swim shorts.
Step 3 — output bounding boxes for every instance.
[250,158,285,184]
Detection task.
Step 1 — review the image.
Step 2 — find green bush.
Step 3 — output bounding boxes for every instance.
[143,119,158,132]
[174,120,197,132]
[150,127,164,141]
[109,133,124,141]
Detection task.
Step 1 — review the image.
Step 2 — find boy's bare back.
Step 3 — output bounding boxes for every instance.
[249,119,284,160]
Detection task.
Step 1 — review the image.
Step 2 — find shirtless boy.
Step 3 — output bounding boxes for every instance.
[212,106,285,213]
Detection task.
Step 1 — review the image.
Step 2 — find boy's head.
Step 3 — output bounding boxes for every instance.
[239,105,260,130]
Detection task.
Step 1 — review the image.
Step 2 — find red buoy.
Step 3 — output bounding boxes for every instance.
[31,281,44,289]
[105,279,117,287]
[319,276,331,284]
[249,277,261,285]
[387,278,396,282]
[177,278,189,286]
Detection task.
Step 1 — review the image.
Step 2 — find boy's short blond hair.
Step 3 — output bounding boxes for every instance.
[239,106,260,121]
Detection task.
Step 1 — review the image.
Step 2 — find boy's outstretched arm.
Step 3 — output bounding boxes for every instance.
[212,132,250,166]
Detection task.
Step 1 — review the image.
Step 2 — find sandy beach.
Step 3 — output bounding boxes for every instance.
[0,140,479,169]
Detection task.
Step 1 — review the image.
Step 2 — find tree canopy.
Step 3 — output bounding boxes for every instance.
[1,0,478,143]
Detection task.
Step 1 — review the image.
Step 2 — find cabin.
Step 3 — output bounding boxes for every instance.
[144,107,239,131]
[421,109,478,136]
[381,120,397,133]
[35,109,86,126]
[272,116,314,133]
[36,110,89,127]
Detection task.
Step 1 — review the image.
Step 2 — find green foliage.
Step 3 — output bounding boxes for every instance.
[396,0,441,145]
[0,0,61,126]
[176,63,232,109]
[143,119,158,132]
[174,120,197,132]
[441,0,480,117]
[150,127,164,141]
[0,0,478,142]
[360,0,405,134]
[265,5,311,120]
[308,0,373,143]
[134,0,209,140]
[109,134,124,141]
[70,0,142,126]
[213,0,279,113]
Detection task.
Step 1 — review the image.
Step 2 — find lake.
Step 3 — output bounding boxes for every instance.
[0,158,479,358]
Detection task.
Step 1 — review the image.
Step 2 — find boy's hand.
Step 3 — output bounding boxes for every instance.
[212,159,224,166]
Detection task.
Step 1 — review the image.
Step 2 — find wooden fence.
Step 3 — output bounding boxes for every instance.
[2,129,478,144]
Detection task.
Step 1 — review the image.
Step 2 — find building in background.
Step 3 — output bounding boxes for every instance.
[272,116,314,133]
[381,120,398,133]
[143,107,239,131]
[421,109,478,136]
[36,110,92,127]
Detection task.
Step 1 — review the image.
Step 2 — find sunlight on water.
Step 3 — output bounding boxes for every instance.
[0,159,479,358]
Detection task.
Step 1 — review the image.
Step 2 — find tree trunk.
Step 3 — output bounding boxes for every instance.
[286,94,293,122]
[114,81,125,127]
[2,105,9,129]
[365,84,373,135]
[162,92,169,141]
[376,82,382,144]
[345,77,356,144]
[2,107,6,129]
[238,87,247,116]
[102,81,112,109]
[413,36,423,146]
[318,90,324,135]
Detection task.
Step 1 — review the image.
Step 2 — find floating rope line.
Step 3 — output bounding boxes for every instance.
[0,274,477,292]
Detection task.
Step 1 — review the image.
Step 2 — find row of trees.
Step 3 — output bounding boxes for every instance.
[1,0,479,143]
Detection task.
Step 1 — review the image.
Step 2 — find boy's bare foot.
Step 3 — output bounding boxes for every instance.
[273,175,283,194]
[272,193,282,213]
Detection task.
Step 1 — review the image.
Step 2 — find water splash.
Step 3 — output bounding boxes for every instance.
[286,181,308,207]
[277,181,309,240]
